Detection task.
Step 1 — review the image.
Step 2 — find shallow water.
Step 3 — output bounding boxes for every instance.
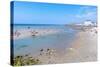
[13,24,79,56]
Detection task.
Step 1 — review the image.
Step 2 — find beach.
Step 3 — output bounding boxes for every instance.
[11,2,97,66]
[35,27,97,64]
[13,26,97,65]
[64,27,97,62]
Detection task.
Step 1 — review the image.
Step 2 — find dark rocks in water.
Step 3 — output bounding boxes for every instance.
[40,53,42,56]
[32,34,35,36]
[35,32,38,34]
[31,31,38,36]
[47,48,50,52]
[40,49,43,52]
[25,54,28,57]
[21,45,27,48]
[17,45,28,50]
[36,59,39,62]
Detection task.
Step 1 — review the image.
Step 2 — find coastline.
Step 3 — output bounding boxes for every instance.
[13,27,97,64]
[37,27,97,64]
[64,27,97,62]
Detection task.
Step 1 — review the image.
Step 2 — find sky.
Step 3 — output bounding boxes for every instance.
[12,1,97,24]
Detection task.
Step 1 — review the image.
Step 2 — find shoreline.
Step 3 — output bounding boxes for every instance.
[13,27,97,64]
[64,27,97,62]
[37,27,97,63]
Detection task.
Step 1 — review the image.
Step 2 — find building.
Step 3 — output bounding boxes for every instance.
[83,20,94,26]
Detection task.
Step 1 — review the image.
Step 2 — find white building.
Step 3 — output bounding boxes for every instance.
[83,20,94,26]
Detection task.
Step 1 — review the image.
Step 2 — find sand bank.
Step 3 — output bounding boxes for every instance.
[13,29,61,39]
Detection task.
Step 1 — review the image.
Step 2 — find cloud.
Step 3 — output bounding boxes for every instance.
[75,6,97,21]
[76,11,96,18]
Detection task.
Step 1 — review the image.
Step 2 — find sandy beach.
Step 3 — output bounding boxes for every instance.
[13,26,97,65]
[35,27,98,64]
[11,1,97,66]
[64,27,97,62]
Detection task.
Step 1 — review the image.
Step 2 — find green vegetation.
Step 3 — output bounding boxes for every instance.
[13,54,41,66]
[13,48,56,66]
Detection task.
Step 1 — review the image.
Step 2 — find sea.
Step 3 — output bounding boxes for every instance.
[13,24,79,56]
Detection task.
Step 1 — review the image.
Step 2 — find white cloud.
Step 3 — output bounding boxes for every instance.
[75,6,97,21]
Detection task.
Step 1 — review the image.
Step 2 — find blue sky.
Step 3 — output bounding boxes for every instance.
[12,1,97,24]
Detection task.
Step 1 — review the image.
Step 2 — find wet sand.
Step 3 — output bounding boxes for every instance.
[37,27,97,64]
[64,28,97,63]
